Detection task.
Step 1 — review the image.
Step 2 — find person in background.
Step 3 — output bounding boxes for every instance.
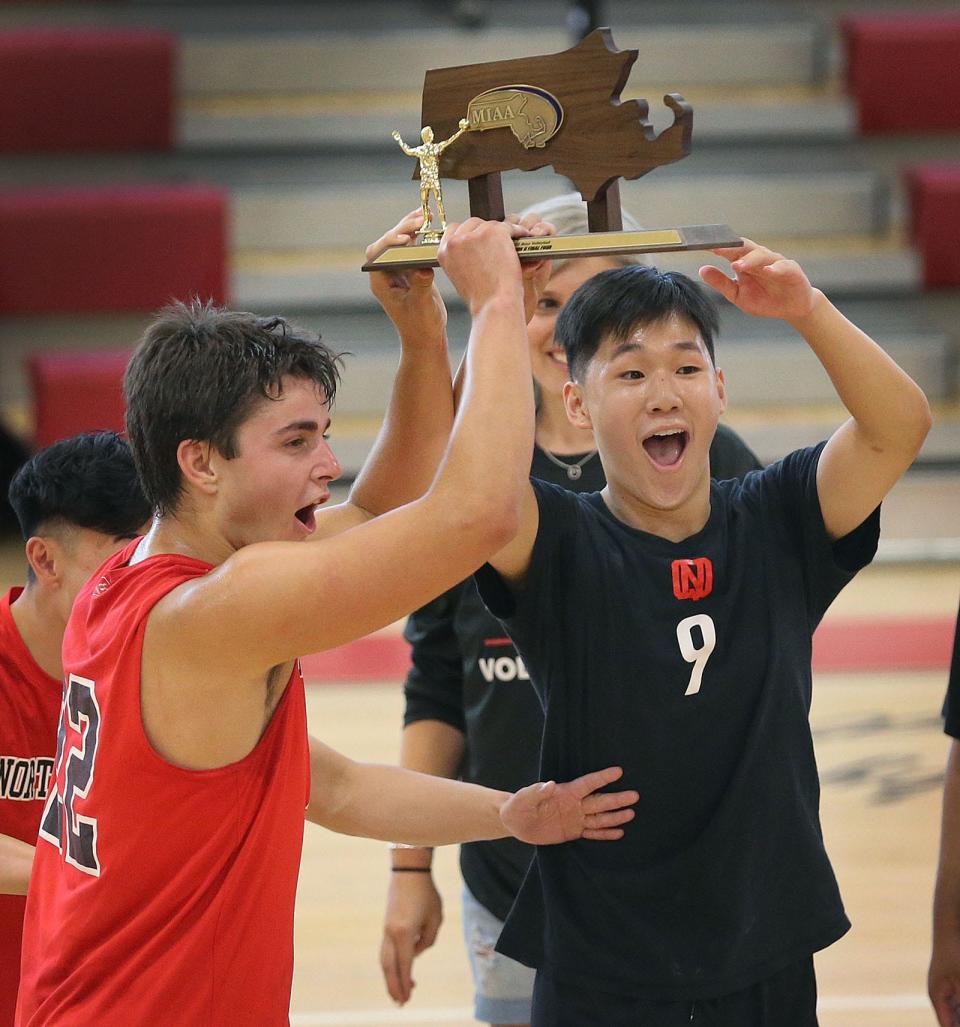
[0,431,151,1027]
[379,195,761,1026]
[929,595,960,1027]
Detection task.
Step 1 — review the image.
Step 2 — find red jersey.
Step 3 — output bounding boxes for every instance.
[16,542,310,1027]
[0,589,62,1027]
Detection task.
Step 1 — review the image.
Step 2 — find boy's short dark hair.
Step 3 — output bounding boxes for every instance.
[8,431,151,541]
[556,264,720,381]
[124,300,343,516]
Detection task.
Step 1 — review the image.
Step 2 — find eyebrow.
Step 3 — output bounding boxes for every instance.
[273,419,327,436]
[611,339,702,359]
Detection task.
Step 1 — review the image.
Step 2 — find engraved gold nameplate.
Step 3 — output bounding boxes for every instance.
[363,225,740,272]
[465,85,563,149]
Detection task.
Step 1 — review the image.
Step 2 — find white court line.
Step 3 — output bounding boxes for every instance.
[290,1009,472,1026]
[291,994,931,1025]
[818,993,929,1011]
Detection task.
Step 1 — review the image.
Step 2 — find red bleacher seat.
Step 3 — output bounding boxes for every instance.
[841,13,960,133]
[0,184,228,314]
[0,29,174,152]
[28,350,131,448]
[905,164,960,288]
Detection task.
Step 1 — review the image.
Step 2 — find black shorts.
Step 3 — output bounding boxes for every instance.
[531,956,818,1027]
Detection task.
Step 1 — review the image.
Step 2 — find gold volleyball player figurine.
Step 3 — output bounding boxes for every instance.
[392,118,470,243]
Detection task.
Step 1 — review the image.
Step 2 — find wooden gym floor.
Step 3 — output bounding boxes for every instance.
[1,545,958,1026]
[289,561,960,1027]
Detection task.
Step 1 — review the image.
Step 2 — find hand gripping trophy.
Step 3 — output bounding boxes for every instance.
[392,118,470,243]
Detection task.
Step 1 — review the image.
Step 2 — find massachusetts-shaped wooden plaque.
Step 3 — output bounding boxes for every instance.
[363,28,740,271]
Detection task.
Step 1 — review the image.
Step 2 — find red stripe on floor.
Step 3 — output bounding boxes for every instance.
[300,617,956,683]
[301,635,411,683]
[812,617,955,672]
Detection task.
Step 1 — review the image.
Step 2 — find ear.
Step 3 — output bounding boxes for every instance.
[177,439,218,496]
[563,379,592,430]
[24,536,63,589]
[716,368,727,415]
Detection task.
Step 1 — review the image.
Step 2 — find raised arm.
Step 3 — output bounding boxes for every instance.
[391,130,417,157]
[700,240,931,540]
[436,118,470,153]
[167,220,537,672]
[311,210,454,538]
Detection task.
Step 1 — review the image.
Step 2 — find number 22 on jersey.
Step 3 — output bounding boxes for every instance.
[38,674,102,877]
[676,614,716,696]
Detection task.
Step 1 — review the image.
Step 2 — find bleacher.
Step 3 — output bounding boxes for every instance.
[0,0,958,548]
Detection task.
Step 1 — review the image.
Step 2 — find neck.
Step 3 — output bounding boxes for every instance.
[535,393,595,456]
[9,585,65,679]
[135,512,232,568]
[600,477,712,543]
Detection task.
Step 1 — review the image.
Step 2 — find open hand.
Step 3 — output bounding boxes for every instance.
[367,209,447,347]
[699,239,818,322]
[500,766,638,845]
[380,870,443,1006]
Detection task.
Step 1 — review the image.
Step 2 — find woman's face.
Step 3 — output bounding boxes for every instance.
[527,256,624,401]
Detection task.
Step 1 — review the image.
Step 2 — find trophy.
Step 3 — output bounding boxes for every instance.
[392,120,471,243]
[363,28,741,272]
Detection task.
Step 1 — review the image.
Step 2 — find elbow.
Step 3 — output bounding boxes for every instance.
[487,504,522,552]
[905,389,934,459]
[440,492,520,556]
[875,383,932,463]
[463,503,520,555]
[477,478,523,550]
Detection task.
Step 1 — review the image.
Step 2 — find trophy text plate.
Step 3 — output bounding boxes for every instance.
[362,225,742,271]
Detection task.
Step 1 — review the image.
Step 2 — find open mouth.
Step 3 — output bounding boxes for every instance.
[642,429,688,468]
[295,504,318,533]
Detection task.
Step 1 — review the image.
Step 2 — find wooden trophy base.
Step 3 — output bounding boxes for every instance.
[362,224,742,272]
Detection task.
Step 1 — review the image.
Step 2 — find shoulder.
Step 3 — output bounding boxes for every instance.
[722,444,825,505]
[84,550,214,646]
[530,476,595,513]
[529,478,608,545]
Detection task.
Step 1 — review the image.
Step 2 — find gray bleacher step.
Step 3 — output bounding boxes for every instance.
[179,91,855,150]
[231,232,919,313]
[176,22,823,96]
[230,167,886,253]
[0,313,150,408]
[735,419,960,469]
[0,1,825,33]
[0,141,877,189]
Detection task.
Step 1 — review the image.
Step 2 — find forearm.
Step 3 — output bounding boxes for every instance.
[431,294,533,523]
[788,291,931,453]
[0,833,34,895]
[308,742,507,845]
[391,722,467,867]
[349,342,454,515]
[934,740,960,940]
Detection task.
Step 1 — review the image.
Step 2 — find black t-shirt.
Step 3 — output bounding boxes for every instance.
[403,445,606,921]
[403,425,762,922]
[942,598,960,738]
[475,443,880,1000]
